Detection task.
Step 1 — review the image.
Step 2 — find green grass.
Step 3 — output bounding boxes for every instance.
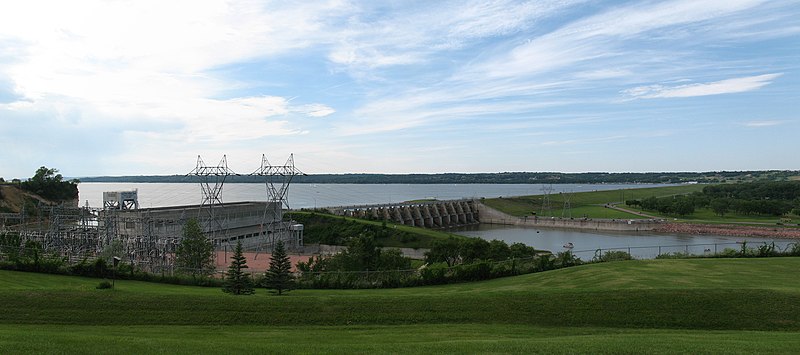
[288,211,467,249]
[2,258,800,353]
[482,184,799,226]
[483,184,706,218]
[2,324,799,354]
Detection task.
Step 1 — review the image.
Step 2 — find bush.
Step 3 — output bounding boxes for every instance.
[787,243,800,256]
[597,250,634,262]
[96,280,113,289]
[757,242,778,257]
[655,252,692,259]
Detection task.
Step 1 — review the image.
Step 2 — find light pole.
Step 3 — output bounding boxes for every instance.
[112,256,121,289]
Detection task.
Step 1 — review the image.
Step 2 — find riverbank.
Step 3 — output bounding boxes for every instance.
[477,202,660,232]
[654,223,800,239]
[478,202,800,239]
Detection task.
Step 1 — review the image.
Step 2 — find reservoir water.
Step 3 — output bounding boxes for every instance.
[78,182,668,209]
[78,182,797,258]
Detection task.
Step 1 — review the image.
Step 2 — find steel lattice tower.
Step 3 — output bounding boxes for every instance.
[561,190,573,219]
[251,153,304,250]
[540,184,554,217]
[187,155,236,240]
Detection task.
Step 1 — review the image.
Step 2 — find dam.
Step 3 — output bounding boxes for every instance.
[328,199,480,228]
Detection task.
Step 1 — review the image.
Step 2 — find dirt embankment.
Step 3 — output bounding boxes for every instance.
[0,185,62,213]
[654,223,800,239]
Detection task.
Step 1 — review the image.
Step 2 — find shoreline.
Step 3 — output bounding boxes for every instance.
[477,202,800,239]
[653,223,800,240]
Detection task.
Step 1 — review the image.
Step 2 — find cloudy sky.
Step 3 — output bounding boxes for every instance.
[1,0,798,178]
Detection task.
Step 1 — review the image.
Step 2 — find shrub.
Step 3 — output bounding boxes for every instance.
[787,243,800,256]
[655,252,692,259]
[96,280,113,289]
[598,250,634,262]
[757,242,778,257]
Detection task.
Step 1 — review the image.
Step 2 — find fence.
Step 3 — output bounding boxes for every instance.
[571,240,800,260]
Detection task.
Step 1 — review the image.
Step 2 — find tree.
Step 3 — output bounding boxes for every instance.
[425,237,461,266]
[264,240,294,295]
[175,219,214,278]
[20,166,78,202]
[222,241,255,295]
[459,237,489,264]
[509,242,537,259]
[710,199,729,217]
[486,239,511,261]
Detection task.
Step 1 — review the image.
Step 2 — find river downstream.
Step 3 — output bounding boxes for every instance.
[454,224,797,260]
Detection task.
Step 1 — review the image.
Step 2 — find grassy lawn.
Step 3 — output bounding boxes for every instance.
[624,205,793,225]
[482,184,799,226]
[483,184,705,218]
[1,257,800,353]
[1,324,799,354]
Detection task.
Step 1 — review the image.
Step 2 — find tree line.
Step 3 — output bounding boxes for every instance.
[77,170,799,184]
[627,181,800,217]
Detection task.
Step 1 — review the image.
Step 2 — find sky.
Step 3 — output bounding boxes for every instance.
[1,0,798,179]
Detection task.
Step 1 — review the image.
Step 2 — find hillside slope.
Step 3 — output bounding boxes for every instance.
[0,185,53,213]
[1,258,799,330]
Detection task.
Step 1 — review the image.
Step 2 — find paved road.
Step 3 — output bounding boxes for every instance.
[604,204,662,219]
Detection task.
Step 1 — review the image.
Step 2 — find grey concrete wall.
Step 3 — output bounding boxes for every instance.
[329,199,479,229]
[477,202,661,232]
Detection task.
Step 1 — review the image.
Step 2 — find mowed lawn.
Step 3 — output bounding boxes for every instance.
[1,257,800,353]
[482,184,706,218]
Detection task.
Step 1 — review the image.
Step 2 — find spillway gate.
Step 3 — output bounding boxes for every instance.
[328,199,479,228]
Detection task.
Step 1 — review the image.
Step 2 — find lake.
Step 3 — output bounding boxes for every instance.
[78,182,670,209]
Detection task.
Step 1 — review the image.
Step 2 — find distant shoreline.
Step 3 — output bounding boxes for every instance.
[74,170,797,185]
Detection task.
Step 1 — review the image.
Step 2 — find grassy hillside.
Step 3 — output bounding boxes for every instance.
[288,211,467,248]
[482,184,706,218]
[1,258,799,353]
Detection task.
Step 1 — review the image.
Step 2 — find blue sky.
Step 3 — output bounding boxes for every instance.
[1,0,798,179]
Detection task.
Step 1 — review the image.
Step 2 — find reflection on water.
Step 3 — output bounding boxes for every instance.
[453,224,798,260]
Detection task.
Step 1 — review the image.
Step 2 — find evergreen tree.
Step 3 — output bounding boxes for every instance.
[175,218,214,279]
[264,240,294,295]
[222,241,255,295]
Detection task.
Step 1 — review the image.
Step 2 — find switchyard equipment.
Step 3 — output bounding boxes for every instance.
[2,154,305,274]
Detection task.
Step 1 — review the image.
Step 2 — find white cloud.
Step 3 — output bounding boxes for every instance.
[573,69,632,80]
[294,103,336,118]
[469,0,766,79]
[0,0,343,150]
[743,120,784,127]
[326,0,581,73]
[623,73,782,99]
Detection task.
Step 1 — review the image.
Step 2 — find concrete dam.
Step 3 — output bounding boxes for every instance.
[328,199,479,228]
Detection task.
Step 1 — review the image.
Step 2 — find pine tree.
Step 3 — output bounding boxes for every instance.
[222,241,255,295]
[264,240,294,295]
[175,218,214,279]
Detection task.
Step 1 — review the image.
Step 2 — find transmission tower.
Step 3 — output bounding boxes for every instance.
[540,184,554,217]
[561,190,572,219]
[251,154,305,250]
[187,155,236,240]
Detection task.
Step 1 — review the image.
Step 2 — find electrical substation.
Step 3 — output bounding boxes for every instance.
[2,155,304,274]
